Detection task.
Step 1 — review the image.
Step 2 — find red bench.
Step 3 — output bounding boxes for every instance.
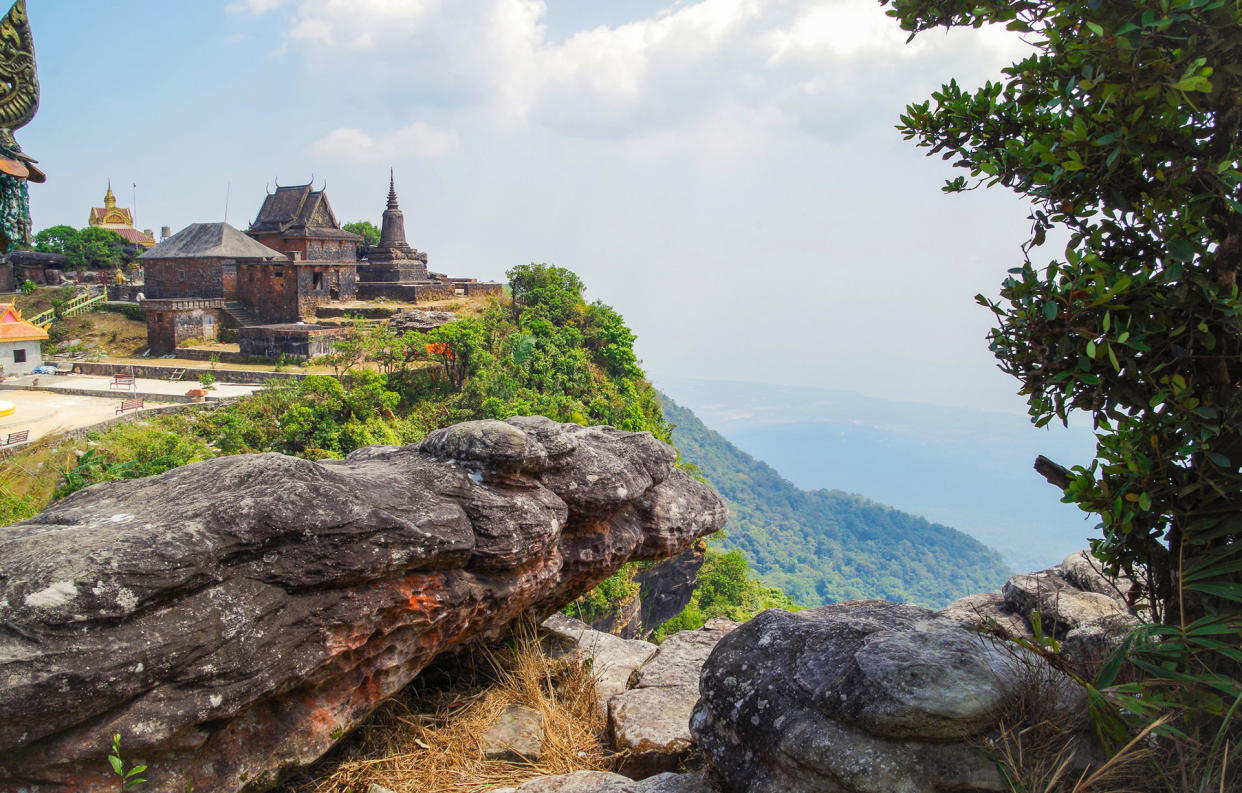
[0,429,28,446]
[109,374,136,390]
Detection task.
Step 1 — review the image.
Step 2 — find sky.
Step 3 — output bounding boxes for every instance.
[25,0,1041,414]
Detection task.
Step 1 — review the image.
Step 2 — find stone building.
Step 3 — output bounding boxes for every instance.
[138,223,290,354]
[0,303,47,375]
[356,172,501,301]
[244,182,359,318]
[143,298,224,356]
[140,222,288,301]
[88,182,155,247]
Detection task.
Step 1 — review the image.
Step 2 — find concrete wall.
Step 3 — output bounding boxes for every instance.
[464,282,503,297]
[0,340,42,375]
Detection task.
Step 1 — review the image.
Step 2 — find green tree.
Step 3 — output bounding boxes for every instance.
[508,263,585,324]
[886,0,1242,744]
[33,225,128,270]
[343,220,381,247]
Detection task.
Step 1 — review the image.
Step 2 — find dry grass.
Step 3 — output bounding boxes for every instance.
[277,624,620,793]
[977,636,1242,793]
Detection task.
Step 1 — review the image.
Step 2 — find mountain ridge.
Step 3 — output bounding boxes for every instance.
[660,393,1011,607]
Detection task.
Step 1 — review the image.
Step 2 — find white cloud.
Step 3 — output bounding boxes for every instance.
[226,0,290,13]
[309,122,461,161]
[247,0,1027,141]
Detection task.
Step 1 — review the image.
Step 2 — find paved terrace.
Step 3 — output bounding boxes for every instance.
[0,375,262,445]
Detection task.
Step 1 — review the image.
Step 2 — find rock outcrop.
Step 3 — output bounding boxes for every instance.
[0,417,726,793]
[691,601,1089,793]
[388,308,457,331]
[939,550,1139,668]
[593,545,705,640]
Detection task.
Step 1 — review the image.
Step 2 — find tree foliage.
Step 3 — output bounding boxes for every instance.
[32,225,133,270]
[886,0,1242,742]
[343,220,381,247]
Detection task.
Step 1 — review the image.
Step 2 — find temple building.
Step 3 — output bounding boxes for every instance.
[138,223,290,354]
[357,170,430,283]
[356,172,501,301]
[88,183,155,247]
[244,182,360,320]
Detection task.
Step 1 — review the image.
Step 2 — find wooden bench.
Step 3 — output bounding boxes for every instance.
[116,399,143,414]
[0,429,28,446]
[109,373,136,390]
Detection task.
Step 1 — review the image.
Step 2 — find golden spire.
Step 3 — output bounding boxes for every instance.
[104,179,116,209]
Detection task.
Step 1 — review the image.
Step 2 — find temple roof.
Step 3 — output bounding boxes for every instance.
[0,304,48,342]
[139,223,288,261]
[248,183,361,241]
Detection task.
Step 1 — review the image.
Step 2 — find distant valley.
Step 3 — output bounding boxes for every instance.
[661,395,1010,608]
[659,378,1098,573]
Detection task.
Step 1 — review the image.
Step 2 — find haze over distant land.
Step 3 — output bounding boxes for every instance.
[659,378,1099,572]
[29,0,1037,415]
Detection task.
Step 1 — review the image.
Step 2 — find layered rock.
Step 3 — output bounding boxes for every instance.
[939,550,1139,668]
[586,545,706,640]
[389,308,457,332]
[691,601,1089,793]
[610,618,737,776]
[0,417,726,793]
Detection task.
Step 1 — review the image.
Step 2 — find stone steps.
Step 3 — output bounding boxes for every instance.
[222,301,261,327]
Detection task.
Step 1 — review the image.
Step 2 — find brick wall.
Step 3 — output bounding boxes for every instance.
[144,256,228,299]
[237,262,299,323]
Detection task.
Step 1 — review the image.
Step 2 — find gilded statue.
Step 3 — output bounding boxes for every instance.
[0,0,41,252]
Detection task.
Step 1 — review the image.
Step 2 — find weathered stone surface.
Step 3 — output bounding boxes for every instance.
[481,704,544,761]
[691,601,1086,793]
[938,591,1033,638]
[1058,550,1134,601]
[0,418,726,793]
[1002,570,1130,636]
[541,613,657,715]
[632,545,706,638]
[388,308,456,332]
[494,770,718,793]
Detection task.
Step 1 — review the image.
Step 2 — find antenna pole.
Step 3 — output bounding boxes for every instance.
[224,182,231,223]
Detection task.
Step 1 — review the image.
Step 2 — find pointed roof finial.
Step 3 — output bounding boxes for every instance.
[104,179,116,209]
[387,168,399,210]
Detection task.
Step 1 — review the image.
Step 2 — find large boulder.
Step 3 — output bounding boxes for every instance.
[0,417,726,793]
[691,601,1088,793]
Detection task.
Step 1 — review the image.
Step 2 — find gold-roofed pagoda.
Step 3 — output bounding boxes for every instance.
[88,182,155,247]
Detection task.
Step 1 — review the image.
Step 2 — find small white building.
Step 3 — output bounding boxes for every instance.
[0,304,48,375]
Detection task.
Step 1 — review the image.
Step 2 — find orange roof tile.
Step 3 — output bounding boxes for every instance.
[0,304,49,341]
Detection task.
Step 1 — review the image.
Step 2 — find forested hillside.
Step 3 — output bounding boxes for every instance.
[662,395,1010,607]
